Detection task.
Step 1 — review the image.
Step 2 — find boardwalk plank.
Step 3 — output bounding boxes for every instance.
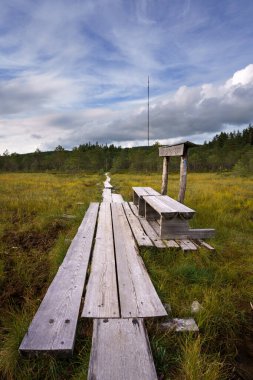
[177,239,198,251]
[197,239,215,251]
[88,319,158,380]
[112,193,124,203]
[102,188,112,203]
[129,202,166,248]
[19,203,99,355]
[82,203,119,318]
[111,203,167,318]
[123,202,153,247]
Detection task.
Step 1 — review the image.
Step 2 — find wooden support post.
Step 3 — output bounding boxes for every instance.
[161,157,169,195]
[178,150,188,203]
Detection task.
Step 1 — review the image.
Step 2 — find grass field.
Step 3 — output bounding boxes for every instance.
[0,172,252,379]
[112,172,253,380]
[0,173,102,380]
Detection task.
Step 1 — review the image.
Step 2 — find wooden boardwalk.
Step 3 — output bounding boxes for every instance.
[20,203,99,354]
[88,319,157,380]
[19,174,209,378]
[85,177,161,379]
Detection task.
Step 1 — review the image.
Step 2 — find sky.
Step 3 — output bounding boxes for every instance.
[1,0,253,154]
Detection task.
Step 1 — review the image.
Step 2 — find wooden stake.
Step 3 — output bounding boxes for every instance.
[178,150,188,203]
[161,156,169,195]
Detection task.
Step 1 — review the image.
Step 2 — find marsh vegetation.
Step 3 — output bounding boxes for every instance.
[0,171,252,379]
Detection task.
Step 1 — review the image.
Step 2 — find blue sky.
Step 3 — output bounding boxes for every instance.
[0,0,253,153]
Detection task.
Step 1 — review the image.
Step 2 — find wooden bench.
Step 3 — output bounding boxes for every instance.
[19,203,99,355]
[133,187,215,240]
[133,187,160,216]
[143,194,195,239]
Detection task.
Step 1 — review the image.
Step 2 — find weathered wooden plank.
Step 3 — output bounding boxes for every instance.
[82,203,119,318]
[111,203,167,318]
[159,144,184,157]
[150,218,190,240]
[196,239,215,250]
[102,188,112,203]
[88,319,158,380]
[178,151,188,203]
[187,229,215,239]
[112,193,124,203]
[19,203,99,355]
[159,142,198,157]
[165,239,180,249]
[161,157,170,195]
[150,220,183,247]
[132,187,160,200]
[104,174,113,189]
[123,202,153,247]
[129,203,166,248]
[160,216,190,239]
[133,187,161,216]
[177,239,198,251]
[143,195,177,219]
[159,195,195,219]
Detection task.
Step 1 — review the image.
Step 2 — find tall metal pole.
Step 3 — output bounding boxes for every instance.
[148,76,150,147]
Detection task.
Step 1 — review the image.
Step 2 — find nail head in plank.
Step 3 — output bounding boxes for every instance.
[88,319,158,380]
[19,203,99,355]
[82,203,119,318]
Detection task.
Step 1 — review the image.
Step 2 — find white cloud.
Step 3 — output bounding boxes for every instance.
[1,1,253,153]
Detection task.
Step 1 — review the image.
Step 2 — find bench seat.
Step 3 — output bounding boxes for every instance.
[133,187,161,216]
[143,195,195,220]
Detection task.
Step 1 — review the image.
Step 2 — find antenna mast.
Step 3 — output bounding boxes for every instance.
[148,76,150,147]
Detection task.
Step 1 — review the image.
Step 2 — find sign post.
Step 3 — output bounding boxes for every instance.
[159,141,198,203]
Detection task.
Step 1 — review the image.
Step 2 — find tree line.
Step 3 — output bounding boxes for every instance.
[0,125,252,175]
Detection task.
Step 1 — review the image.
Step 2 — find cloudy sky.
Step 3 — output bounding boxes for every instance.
[1,0,253,153]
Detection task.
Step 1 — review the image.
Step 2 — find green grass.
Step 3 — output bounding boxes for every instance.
[0,171,252,379]
[112,172,253,380]
[0,172,102,380]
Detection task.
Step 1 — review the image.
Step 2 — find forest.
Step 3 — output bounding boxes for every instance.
[0,125,252,175]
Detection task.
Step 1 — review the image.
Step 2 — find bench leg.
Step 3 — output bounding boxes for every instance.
[160,216,189,239]
[133,192,138,206]
[139,198,146,217]
[145,202,158,220]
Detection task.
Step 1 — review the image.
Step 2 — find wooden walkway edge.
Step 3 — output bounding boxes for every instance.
[19,203,99,355]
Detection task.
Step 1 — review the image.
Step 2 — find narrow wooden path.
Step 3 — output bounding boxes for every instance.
[85,175,161,379]
[19,173,211,378]
[20,203,99,354]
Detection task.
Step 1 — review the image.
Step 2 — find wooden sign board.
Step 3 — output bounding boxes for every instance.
[159,141,198,157]
[159,144,184,157]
